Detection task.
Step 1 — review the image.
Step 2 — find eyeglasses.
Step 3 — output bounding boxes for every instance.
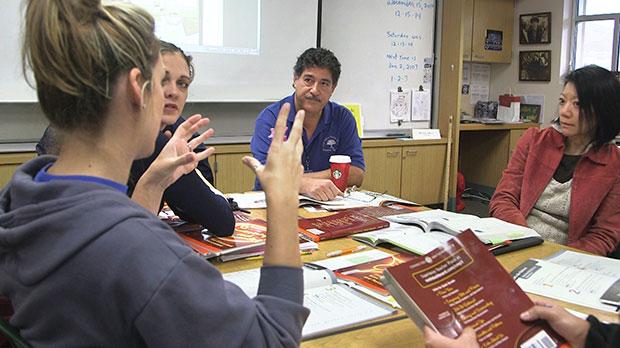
[343,186,389,203]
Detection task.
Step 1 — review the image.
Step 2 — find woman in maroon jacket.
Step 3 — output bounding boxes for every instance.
[489,65,620,256]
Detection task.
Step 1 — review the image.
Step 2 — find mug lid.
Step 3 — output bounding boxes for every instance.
[329,155,351,163]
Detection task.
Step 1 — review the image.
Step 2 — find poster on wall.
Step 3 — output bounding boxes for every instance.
[484,30,503,51]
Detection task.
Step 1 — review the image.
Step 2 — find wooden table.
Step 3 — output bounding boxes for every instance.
[213,207,619,348]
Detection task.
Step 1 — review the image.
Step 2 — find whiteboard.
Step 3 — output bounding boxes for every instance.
[0,0,318,103]
[321,0,436,131]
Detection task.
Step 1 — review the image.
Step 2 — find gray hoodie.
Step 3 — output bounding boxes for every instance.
[0,156,308,347]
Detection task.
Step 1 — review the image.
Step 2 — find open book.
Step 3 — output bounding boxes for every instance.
[222,266,397,339]
[382,209,541,243]
[332,252,417,296]
[381,229,565,347]
[227,190,418,210]
[305,249,400,306]
[511,250,620,313]
[176,219,316,261]
[351,222,455,255]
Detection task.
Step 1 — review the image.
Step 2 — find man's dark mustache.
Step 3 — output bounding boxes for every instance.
[305,94,321,102]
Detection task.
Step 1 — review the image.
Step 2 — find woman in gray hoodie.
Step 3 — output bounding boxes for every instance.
[0,0,308,347]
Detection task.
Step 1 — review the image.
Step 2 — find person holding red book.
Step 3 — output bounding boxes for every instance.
[424,300,620,348]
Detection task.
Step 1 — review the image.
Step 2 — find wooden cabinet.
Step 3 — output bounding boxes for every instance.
[361,146,402,197]
[0,140,448,205]
[463,0,514,63]
[400,144,447,205]
[0,152,36,189]
[209,144,255,194]
[462,0,474,61]
[361,140,447,205]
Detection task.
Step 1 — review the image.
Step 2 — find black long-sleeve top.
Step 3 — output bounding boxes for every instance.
[129,117,235,237]
[586,315,620,348]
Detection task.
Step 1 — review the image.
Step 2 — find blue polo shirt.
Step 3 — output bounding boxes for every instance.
[250,94,364,190]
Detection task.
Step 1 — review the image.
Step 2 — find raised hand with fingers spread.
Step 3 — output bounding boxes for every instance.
[132,114,214,214]
[243,102,305,268]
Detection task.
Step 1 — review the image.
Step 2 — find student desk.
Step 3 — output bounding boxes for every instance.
[458,122,539,195]
[213,206,618,348]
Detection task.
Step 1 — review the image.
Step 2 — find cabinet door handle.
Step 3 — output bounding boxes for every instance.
[386,151,400,157]
[474,54,485,59]
[402,150,418,159]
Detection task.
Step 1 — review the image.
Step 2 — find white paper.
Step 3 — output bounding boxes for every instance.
[390,89,412,123]
[513,250,620,313]
[301,284,395,338]
[309,249,393,271]
[470,63,490,104]
[223,268,335,298]
[411,90,431,121]
[462,62,471,85]
[411,129,441,140]
[227,192,267,209]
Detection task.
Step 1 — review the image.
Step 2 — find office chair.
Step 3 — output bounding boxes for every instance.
[0,316,31,348]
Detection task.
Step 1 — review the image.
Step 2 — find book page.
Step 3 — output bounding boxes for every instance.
[383,209,479,233]
[222,268,336,298]
[300,190,417,211]
[436,217,541,243]
[512,258,619,313]
[223,267,396,339]
[302,284,396,339]
[352,223,452,255]
[544,250,620,278]
[309,249,393,271]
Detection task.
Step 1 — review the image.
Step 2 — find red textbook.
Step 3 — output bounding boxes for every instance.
[177,219,315,261]
[382,229,567,348]
[298,209,390,242]
[334,253,417,295]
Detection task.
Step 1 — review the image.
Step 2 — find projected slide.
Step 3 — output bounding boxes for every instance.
[114,0,260,55]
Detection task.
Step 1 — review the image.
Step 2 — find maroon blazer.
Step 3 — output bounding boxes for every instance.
[490,126,620,256]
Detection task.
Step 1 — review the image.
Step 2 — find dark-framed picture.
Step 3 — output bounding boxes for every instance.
[519,12,551,44]
[520,104,541,123]
[519,50,551,82]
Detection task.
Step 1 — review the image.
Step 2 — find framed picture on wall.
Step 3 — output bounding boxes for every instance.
[519,50,551,82]
[519,12,551,44]
[520,104,541,123]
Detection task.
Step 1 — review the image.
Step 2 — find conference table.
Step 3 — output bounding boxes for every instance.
[212,205,619,348]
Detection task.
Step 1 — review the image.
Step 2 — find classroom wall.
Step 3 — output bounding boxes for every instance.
[489,0,572,127]
[0,101,267,144]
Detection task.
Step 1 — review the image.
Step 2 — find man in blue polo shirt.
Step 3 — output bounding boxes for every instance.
[250,47,365,201]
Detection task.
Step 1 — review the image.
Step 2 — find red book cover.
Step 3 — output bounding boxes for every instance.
[177,219,269,259]
[298,210,390,242]
[334,253,418,295]
[382,229,567,348]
